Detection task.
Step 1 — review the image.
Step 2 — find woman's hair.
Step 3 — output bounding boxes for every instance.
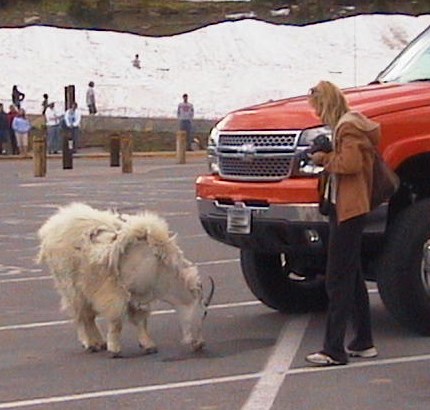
[308,81,350,129]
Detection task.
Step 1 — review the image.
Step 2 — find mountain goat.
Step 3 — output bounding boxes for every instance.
[37,203,214,357]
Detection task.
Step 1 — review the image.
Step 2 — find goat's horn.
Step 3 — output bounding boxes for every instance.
[204,276,215,307]
[168,231,178,242]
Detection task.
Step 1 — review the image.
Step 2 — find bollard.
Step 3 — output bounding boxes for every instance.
[176,130,186,164]
[110,134,120,167]
[33,135,46,177]
[43,133,47,175]
[64,85,75,110]
[121,134,133,173]
[62,130,73,169]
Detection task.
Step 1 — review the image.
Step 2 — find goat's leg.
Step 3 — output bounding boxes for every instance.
[78,306,106,352]
[92,280,128,358]
[128,304,158,354]
[106,318,123,358]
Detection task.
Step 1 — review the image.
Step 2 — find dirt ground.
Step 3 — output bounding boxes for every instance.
[1,1,429,37]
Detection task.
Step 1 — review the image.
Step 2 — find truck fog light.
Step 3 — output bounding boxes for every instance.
[305,229,320,243]
[424,241,430,271]
[209,161,220,174]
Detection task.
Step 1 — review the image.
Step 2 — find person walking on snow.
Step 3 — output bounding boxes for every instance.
[132,54,141,69]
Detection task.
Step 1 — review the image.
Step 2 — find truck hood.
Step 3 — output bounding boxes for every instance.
[217,82,430,131]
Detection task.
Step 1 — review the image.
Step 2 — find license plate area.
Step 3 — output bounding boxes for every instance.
[227,204,251,234]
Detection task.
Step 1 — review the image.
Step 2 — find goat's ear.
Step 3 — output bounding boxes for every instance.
[88,228,118,244]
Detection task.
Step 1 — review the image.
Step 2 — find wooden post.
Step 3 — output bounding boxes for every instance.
[110,133,120,167]
[176,130,186,164]
[121,134,133,173]
[64,85,75,111]
[33,135,46,177]
[62,130,73,169]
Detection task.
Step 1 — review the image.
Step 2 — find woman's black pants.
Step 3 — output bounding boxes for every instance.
[323,207,374,362]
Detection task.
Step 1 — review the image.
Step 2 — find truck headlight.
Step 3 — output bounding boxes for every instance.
[295,126,332,175]
[207,127,220,174]
[298,125,332,147]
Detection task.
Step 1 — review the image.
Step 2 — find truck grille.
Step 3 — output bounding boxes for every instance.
[217,131,300,181]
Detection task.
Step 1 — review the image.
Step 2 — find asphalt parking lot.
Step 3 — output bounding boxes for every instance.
[1,155,429,410]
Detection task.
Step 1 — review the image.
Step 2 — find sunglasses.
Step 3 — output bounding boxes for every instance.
[308,87,317,96]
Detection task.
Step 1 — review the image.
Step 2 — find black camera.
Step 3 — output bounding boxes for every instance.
[309,134,332,154]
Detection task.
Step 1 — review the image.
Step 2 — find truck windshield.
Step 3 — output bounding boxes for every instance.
[376,26,430,83]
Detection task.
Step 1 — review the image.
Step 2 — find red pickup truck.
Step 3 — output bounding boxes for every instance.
[196,25,430,335]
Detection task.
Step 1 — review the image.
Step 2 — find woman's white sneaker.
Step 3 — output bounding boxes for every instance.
[346,347,378,358]
[305,352,346,366]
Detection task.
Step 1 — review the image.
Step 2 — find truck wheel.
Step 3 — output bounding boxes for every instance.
[240,250,327,313]
[377,199,430,335]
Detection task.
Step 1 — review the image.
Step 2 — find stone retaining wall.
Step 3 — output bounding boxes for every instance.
[28,115,217,151]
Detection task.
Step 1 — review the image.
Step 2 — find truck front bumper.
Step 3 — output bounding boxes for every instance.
[196,174,387,253]
[197,198,329,254]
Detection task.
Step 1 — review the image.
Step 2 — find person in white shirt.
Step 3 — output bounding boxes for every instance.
[45,102,62,154]
[64,102,82,153]
[177,93,194,150]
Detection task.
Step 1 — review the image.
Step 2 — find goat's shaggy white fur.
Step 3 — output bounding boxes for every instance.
[37,202,207,357]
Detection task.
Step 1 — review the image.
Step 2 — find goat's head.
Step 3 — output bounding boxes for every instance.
[174,262,215,351]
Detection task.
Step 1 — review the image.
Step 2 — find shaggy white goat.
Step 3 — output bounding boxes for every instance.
[37,203,214,357]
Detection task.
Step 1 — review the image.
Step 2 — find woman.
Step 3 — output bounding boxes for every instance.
[305,81,379,366]
[12,109,31,157]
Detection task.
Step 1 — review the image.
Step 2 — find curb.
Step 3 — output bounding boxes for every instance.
[0,150,207,161]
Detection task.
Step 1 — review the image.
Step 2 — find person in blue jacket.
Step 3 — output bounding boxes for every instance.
[12,109,31,157]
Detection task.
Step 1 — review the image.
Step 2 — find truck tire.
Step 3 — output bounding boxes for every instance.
[377,199,430,335]
[240,250,328,313]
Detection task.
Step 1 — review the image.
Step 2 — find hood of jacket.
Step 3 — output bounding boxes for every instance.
[336,111,381,148]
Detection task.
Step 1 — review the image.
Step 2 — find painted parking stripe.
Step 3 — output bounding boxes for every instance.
[0,301,262,332]
[2,353,430,409]
[287,353,430,375]
[242,315,310,410]
[0,276,52,284]
[0,373,260,409]
[0,259,241,284]
[196,258,240,266]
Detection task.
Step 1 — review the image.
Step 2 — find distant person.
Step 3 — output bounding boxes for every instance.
[12,109,31,157]
[86,81,97,115]
[7,105,19,155]
[12,85,25,109]
[45,102,62,154]
[0,103,9,155]
[41,93,49,115]
[177,93,194,150]
[132,54,141,69]
[64,102,81,153]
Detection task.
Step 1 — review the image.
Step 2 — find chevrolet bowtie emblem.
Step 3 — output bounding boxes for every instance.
[239,143,257,162]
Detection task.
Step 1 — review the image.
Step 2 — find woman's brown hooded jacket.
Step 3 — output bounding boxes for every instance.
[312,111,381,223]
